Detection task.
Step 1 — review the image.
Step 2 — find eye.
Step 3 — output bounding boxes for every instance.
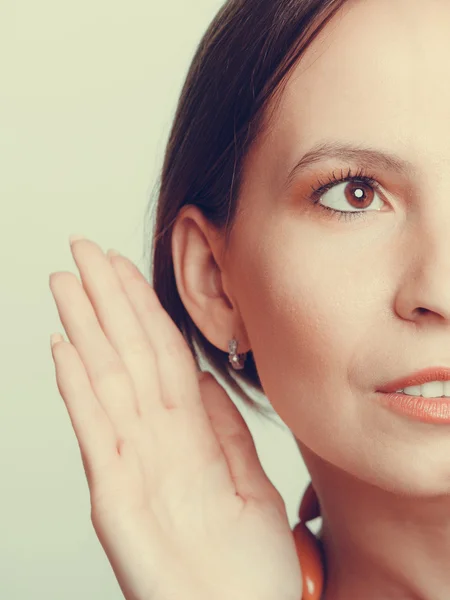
[308,168,386,222]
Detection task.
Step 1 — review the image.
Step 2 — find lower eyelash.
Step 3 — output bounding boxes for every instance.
[308,167,382,222]
[316,203,366,222]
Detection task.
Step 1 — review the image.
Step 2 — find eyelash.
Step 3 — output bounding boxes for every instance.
[308,166,383,222]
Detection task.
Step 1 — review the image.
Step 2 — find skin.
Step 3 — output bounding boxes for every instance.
[172,0,450,598]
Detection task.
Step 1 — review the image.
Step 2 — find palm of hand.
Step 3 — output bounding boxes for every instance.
[49,237,302,600]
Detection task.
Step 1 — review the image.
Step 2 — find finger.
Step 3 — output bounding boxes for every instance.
[49,270,142,434]
[106,251,211,418]
[50,333,119,484]
[67,239,166,421]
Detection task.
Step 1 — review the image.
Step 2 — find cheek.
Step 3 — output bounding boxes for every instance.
[245,271,343,405]
[238,243,376,437]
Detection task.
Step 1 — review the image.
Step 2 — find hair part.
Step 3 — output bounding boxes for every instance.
[143,0,349,425]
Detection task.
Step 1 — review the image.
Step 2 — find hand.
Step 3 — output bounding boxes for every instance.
[49,237,302,600]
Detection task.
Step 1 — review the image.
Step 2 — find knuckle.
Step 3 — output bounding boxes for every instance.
[163,334,192,364]
[91,358,127,386]
[124,338,154,361]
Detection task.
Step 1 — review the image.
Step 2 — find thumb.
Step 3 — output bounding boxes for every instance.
[198,371,282,507]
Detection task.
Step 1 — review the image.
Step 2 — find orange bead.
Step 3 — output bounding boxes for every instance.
[293,482,324,599]
[292,520,324,600]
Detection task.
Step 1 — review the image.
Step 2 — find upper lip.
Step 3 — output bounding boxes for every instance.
[377,367,450,393]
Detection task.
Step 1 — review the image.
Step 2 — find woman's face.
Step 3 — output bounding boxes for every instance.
[227,0,450,494]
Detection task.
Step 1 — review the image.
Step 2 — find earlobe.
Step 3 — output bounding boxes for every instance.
[171,205,251,354]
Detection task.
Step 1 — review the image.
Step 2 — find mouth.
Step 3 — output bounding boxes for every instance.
[377,366,450,395]
[377,389,450,424]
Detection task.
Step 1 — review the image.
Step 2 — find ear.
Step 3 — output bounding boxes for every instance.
[171,205,251,354]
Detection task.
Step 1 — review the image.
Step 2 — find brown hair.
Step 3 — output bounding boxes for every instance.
[143,0,348,425]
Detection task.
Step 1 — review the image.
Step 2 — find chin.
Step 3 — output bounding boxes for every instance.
[349,450,450,498]
[300,435,450,498]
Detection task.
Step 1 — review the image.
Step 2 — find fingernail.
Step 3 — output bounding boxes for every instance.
[107,248,121,259]
[69,234,86,245]
[50,332,64,348]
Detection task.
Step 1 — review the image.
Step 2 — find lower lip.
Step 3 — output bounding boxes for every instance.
[379,392,450,424]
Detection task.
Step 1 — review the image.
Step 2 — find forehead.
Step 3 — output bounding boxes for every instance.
[257,0,450,193]
[287,0,449,121]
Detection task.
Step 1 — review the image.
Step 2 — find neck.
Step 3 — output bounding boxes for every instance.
[298,442,450,600]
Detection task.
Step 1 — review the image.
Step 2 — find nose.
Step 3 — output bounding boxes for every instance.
[394,210,450,324]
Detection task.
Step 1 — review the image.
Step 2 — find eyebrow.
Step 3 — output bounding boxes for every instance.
[284,141,416,192]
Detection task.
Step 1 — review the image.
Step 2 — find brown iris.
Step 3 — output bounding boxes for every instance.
[344,181,374,209]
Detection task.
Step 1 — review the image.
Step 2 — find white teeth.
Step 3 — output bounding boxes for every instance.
[395,380,450,398]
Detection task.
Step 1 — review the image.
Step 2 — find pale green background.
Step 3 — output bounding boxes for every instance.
[3,1,311,598]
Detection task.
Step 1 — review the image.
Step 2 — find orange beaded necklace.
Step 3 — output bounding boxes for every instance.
[293,482,325,600]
